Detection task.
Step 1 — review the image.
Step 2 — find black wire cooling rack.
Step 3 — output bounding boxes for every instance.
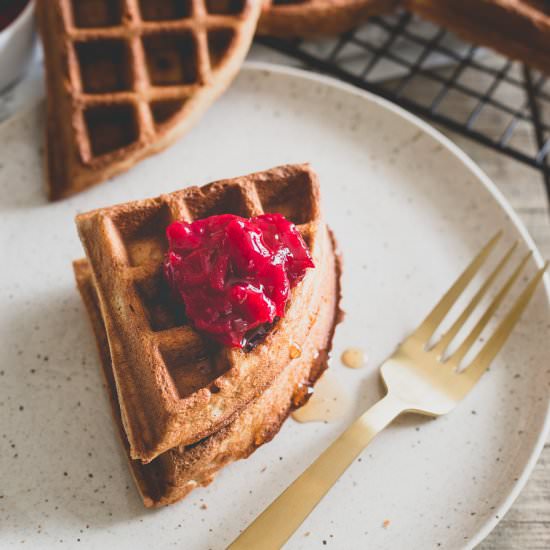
[256,10,550,205]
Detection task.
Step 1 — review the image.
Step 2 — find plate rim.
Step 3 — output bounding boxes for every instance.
[240,60,549,548]
[1,60,548,548]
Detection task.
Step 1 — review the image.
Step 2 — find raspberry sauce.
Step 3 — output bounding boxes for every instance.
[164,213,314,348]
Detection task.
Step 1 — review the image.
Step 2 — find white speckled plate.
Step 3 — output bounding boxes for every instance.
[1,63,549,550]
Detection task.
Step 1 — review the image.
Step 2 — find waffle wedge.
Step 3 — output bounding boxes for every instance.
[75,164,340,465]
[407,1,550,75]
[258,0,400,37]
[36,0,261,200]
[74,232,340,506]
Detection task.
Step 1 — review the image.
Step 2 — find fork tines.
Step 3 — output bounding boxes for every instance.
[411,232,548,377]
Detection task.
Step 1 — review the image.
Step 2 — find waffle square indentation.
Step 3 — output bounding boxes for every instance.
[75,39,133,93]
[207,28,236,69]
[136,269,187,331]
[71,0,123,28]
[84,103,139,157]
[255,171,315,225]
[272,0,309,4]
[143,33,199,86]
[138,0,192,21]
[160,343,227,400]
[111,202,172,267]
[150,99,187,127]
[205,0,246,15]
[185,184,258,219]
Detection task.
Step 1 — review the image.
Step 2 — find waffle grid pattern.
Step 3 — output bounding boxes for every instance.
[58,0,252,164]
[77,166,318,459]
[111,176,315,401]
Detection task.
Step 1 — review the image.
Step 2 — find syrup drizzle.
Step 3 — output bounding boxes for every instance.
[291,371,350,423]
[289,342,302,359]
[341,347,366,369]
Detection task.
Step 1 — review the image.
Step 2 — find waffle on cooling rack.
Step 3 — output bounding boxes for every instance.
[259,0,400,37]
[36,0,261,200]
[407,1,550,75]
[75,164,341,467]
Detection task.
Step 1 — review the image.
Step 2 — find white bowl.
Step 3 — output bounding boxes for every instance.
[0,0,35,92]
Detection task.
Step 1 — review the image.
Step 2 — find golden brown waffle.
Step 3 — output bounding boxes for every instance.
[36,0,261,200]
[258,0,401,37]
[75,164,337,464]
[407,1,550,75]
[73,227,340,505]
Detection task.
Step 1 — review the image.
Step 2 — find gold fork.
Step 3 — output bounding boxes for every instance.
[229,233,548,550]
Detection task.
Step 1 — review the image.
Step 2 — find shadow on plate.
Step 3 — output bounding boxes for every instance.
[1,285,152,539]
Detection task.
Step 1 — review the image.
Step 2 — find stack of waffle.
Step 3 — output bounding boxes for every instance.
[73,164,341,506]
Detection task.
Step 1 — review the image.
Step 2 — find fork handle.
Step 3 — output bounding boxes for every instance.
[228,393,406,550]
